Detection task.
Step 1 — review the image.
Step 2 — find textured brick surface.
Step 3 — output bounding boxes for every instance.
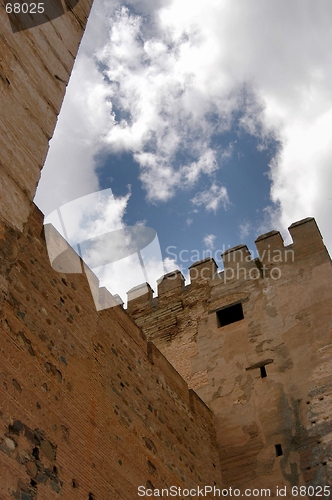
[1,0,332,496]
[0,206,222,499]
[0,0,92,230]
[0,4,223,497]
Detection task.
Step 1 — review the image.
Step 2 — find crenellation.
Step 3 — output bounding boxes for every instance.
[98,287,123,310]
[222,244,251,266]
[128,217,332,489]
[255,230,285,266]
[189,257,218,283]
[157,269,185,297]
[126,282,154,315]
[221,244,261,283]
[2,1,332,495]
[288,217,327,259]
[130,218,332,317]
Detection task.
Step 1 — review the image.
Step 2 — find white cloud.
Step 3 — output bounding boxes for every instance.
[36,0,332,281]
[269,108,332,243]
[96,235,165,306]
[191,183,230,213]
[162,257,190,285]
[92,6,241,202]
[182,149,218,185]
[44,188,166,307]
[162,257,180,276]
[34,50,114,215]
[203,234,216,250]
[239,221,251,240]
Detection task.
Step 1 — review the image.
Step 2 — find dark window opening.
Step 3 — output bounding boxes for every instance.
[217,303,244,327]
[246,358,273,376]
[275,444,283,457]
[88,494,94,500]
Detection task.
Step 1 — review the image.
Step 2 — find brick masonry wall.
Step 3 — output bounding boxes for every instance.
[0,0,94,337]
[0,0,93,232]
[0,5,223,498]
[0,206,222,499]
[2,0,332,496]
[128,219,332,492]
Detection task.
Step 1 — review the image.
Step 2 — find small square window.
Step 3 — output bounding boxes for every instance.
[217,303,244,327]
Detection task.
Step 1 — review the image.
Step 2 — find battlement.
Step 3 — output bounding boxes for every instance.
[2,0,332,491]
[158,269,185,293]
[127,217,330,315]
[126,215,332,488]
[189,257,218,283]
[45,222,124,311]
[0,204,221,498]
[42,212,214,421]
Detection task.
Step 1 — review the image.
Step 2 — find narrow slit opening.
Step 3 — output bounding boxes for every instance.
[275,444,283,457]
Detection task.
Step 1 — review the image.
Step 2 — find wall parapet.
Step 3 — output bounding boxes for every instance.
[0,204,222,498]
[157,270,185,295]
[40,209,215,428]
[126,215,332,489]
[127,217,331,313]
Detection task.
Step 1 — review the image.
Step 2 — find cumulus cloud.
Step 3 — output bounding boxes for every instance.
[111,3,327,233]
[94,6,239,204]
[34,54,114,215]
[203,234,216,250]
[44,188,166,306]
[36,0,332,279]
[191,183,230,213]
[269,109,332,242]
[163,256,179,273]
[239,221,251,240]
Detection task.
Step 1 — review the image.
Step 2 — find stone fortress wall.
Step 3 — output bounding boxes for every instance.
[1,1,332,498]
[0,0,93,233]
[0,3,221,499]
[0,205,221,499]
[128,219,332,491]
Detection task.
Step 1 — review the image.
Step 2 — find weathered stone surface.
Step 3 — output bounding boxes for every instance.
[1,3,219,498]
[0,0,93,231]
[0,206,221,499]
[129,221,332,489]
[1,0,332,495]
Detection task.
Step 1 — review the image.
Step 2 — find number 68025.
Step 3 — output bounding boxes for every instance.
[6,3,44,14]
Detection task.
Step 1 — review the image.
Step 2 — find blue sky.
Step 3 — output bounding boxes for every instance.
[35,0,332,304]
[95,126,277,262]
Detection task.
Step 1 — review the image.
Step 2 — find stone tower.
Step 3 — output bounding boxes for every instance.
[128,218,332,489]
